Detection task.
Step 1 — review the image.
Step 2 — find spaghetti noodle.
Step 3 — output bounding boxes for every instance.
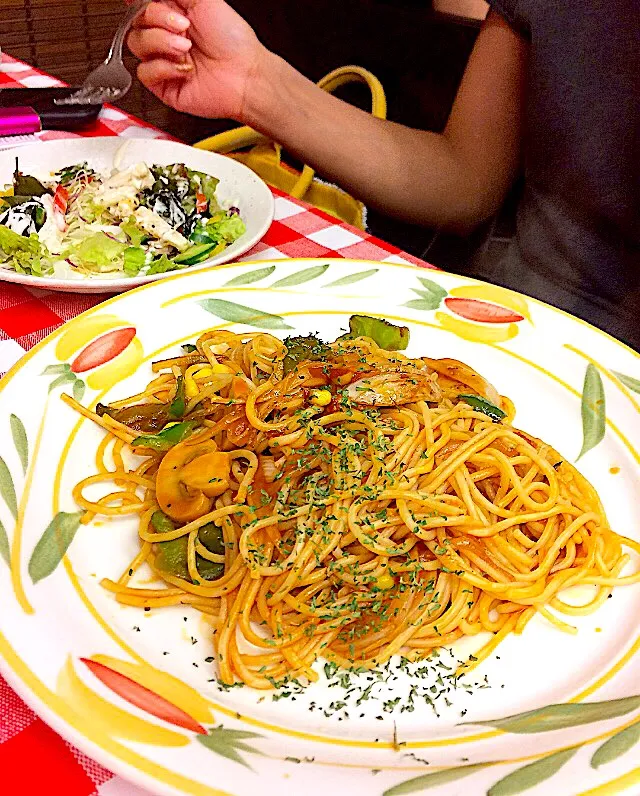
[66,317,640,690]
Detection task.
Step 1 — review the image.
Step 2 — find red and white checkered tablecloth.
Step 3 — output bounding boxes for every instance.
[0,53,433,795]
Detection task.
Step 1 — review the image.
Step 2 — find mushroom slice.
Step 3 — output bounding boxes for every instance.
[156,440,231,523]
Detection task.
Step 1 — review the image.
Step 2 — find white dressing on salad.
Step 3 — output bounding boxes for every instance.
[37,194,65,255]
[133,205,189,251]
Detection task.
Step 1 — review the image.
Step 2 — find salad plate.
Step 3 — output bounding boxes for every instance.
[0,258,639,796]
[0,137,274,292]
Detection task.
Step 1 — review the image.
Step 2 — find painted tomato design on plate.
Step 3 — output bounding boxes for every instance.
[436,284,531,343]
[43,314,144,396]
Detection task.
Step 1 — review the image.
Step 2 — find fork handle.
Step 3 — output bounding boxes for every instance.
[107,0,154,65]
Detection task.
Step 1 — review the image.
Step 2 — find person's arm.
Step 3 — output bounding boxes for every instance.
[246,11,527,231]
[129,2,528,232]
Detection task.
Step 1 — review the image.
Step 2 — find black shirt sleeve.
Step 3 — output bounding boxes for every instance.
[486,0,531,38]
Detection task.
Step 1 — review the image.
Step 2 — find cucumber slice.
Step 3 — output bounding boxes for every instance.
[189,230,214,245]
[173,242,217,265]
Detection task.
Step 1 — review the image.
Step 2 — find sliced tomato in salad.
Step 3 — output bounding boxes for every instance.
[52,184,69,231]
[53,184,69,214]
[195,192,208,213]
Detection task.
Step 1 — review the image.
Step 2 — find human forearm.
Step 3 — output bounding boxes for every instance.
[130,3,526,232]
[243,12,526,232]
[243,54,482,229]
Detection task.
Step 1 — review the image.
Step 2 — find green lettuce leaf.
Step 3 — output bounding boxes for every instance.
[339,315,410,351]
[147,254,180,275]
[206,214,246,244]
[0,225,49,276]
[121,217,148,247]
[123,246,147,276]
[65,231,127,271]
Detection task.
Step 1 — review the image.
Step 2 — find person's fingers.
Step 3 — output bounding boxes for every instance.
[132,1,190,34]
[128,27,192,60]
[137,57,193,88]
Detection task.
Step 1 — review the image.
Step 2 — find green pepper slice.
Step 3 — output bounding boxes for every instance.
[338,315,409,351]
[458,393,506,422]
[168,374,186,419]
[198,522,225,555]
[132,420,195,451]
[151,511,224,582]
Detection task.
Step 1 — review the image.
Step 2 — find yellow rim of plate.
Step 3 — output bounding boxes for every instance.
[0,259,638,795]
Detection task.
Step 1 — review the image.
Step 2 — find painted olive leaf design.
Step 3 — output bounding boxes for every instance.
[577,364,606,459]
[10,414,28,474]
[41,363,71,376]
[198,299,292,330]
[463,695,640,733]
[613,371,640,395]
[41,363,85,397]
[48,371,78,393]
[197,726,264,770]
[383,763,492,795]
[72,379,86,402]
[591,719,640,769]
[405,298,444,311]
[323,268,379,288]
[271,264,329,287]
[0,454,18,520]
[42,362,85,397]
[487,747,578,796]
[28,510,84,584]
[404,277,448,311]
[0,518,9,566]
[223,265,276,286]
[418,276,448,298]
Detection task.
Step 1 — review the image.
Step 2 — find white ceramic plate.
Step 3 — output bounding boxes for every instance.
[0,137,274,292]
[0,259,639,796]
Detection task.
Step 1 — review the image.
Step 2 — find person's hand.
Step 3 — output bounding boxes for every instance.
[128,0,265,120]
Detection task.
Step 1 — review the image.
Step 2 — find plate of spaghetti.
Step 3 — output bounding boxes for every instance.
[0,258,639,796]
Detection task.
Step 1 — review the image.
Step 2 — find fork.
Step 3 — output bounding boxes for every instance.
[55,0,153,106]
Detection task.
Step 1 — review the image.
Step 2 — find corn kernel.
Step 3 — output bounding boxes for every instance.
[184,372,201,398]
[310,389,332,407]
[209,363,234,374]
[188,365,213,379]
[376,573,395,591]
[185,378,198,399]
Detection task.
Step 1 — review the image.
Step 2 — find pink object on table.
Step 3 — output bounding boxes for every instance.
[0,106,41,136]
[0,52,434,796]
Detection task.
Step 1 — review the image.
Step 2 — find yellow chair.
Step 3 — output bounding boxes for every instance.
[193,66,387,230]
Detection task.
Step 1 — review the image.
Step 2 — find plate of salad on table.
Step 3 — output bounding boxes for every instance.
[0,137,274,292]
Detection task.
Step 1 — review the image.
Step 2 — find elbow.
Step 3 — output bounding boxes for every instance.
[433,141,515,235]
[439,200,498,236]
[420,193,499,236]
[435,176,509,236]
[440,216,488,237]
